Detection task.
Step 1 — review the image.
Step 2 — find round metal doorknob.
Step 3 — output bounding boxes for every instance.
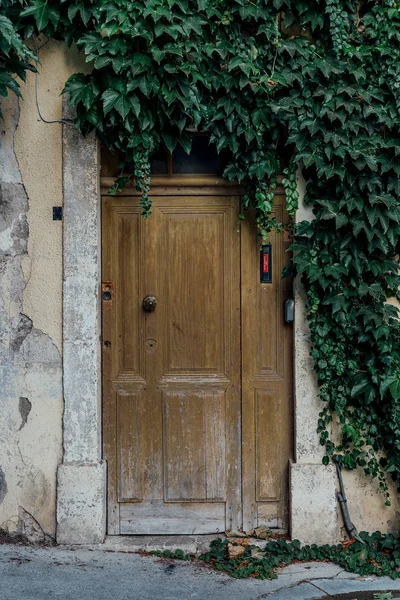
[143,295,157,312]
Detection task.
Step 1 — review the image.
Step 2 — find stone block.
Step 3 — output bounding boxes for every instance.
[290,462,337,545]
[56,462,106,545]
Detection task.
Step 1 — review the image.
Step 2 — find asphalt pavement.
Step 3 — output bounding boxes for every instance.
[1,543,400,600]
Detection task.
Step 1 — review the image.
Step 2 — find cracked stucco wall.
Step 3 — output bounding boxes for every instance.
[0,40,86,536]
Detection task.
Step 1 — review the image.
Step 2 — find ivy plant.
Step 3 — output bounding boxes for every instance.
[0,0,36,118]
[200,533,400,579]
[2,0,400,502]
[150,533,400,580]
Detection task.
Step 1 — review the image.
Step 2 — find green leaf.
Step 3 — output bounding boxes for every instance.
[21,0,59,31]
[389,378,400,401]
[128,95,141,118]
[114,94,131,119]
[163,132,177,152]
[179,132,192,155]
[138,77,152,97]
[63,74,98,109]
[351,379,371,398]
[335,213,348,228]
[101,89,120,115]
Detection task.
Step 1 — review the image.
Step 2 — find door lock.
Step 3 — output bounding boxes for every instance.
[143,295,157,312]
[102,282,113,301]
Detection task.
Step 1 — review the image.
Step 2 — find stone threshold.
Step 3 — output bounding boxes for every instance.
[83,535,221,555]
[62,533,285,555]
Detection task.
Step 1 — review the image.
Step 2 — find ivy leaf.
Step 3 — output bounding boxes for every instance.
[68,3,92,25]
[163,132,177,152]
[128,95,141,118]
[114,94,132,119]
[102,89,121,115]
[179,132,192,155]
[351,376,371,398]
[389,377,400,401]
[335,213,348,228]
[138,77,152,97]
[63,74,98,109]
[68,4,79,21]
[20,0,59,30]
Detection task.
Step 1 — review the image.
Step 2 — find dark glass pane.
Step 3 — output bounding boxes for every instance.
[173,136,224,174]
[150,148,168,174]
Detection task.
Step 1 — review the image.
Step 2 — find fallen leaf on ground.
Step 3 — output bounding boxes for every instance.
[230,538,250,546]
[227,530,247,538]
[251,549,264,559]
[245,529,255,537]
[254,525,271,539]
[342,538,356,548]
[227,543,245,558]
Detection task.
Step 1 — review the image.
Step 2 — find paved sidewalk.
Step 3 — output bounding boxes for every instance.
[0,543,400,599]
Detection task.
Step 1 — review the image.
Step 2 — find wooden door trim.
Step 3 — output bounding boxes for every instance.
[101,175,283,197]
[101,178,243,197]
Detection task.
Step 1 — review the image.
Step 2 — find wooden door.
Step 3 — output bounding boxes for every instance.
[102,183,293,535]
[102,193,241,534]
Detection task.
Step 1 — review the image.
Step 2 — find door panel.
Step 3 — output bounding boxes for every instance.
[164,213,224,372]
[241,192,293,530]
[102,194,241,534]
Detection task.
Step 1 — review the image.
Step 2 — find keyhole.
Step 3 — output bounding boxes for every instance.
[145,339,157,353]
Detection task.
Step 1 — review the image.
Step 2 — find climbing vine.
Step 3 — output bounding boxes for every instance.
[2,0,400,501]
[150,532,400,580]
[0,1,36,118]
[201,534,400,579]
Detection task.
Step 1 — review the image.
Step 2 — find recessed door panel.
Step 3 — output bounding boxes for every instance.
[162,211,225,374]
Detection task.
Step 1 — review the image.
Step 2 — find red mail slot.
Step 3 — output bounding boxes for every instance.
[260,244,272,283]
[263,253,269,273]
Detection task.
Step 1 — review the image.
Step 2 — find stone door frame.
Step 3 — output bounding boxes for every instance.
[56,101,337,545]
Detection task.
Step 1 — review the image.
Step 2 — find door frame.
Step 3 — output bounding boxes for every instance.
[101,175,292,535]
[57,109,339,545]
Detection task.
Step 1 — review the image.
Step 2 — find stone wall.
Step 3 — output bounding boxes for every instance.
[0,40,86,537]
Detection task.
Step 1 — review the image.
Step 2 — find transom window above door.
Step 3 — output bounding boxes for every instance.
[151,134,227,175]
[101,134,228,178]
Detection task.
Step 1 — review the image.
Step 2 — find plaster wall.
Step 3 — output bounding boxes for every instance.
[0,41,86,537]
[290,170,400,543]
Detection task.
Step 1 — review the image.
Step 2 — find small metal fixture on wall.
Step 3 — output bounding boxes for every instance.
[53,206,63,221]
[284,298,295,324]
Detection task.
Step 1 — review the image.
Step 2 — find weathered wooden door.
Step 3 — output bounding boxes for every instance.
[102,191,241,534]
[102,181,292,535]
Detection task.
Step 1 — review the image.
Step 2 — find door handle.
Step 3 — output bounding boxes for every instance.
[285,298,294,323]
[143,295,157,312]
